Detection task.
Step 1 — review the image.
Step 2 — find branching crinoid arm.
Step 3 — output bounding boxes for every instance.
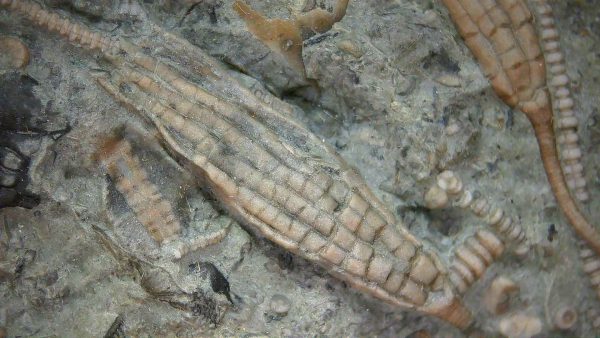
[2,0,474,329]
[440,0,600,257]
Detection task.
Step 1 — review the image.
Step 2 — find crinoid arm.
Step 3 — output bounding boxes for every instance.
[441,0,600,257]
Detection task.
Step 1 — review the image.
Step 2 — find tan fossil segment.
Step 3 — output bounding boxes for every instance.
[551,305,577,330]
[498,313,543,338]
[528,1,600,325]
[531,0,589,203]
[0,35,29,69]
[449,230,505,294]
[427,171,527,253]
[96,136,182,244]
[483,275,519,315]
[0,0,472,329]
[579,248,600,304]
[233,0,348,75]
[441,0,600,257]
[163,220,232,260]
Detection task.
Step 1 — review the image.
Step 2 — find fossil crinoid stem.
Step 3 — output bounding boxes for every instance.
[440,0,600,257]
[0,0,473,329]
[426,171,527,253]
[449,230,505,294]
[0,0,118,55]
[579,248,600,302]
[531,0,588,204]
[96,136,182,244]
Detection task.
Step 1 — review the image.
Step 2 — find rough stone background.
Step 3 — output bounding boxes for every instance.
[0,0,599,336]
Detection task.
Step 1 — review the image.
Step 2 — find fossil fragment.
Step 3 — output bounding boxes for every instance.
[579,248,600,299]
[269,294,292,318]
[530,0,600,322]
[551,305,577,330]
[441,0,600,257]
[93,223,227,324]
[533,0,600,326]
[579,242,600,329]
[233,0,348,75]
[483,275,519,315]
[96,136,181,244]
[531,0,588,203]
[426,171,527,253]
[337,40,363,58]
[449,230,505,294]
[498,313,543,338]
[0,0,471,329]
[434,73,461,87]
[164,221,231,260]
[0,1,118,54]
[0,35,29,69]
[233,1,305,73]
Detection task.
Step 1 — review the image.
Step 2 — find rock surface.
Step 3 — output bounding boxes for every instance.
[0,0,599,336]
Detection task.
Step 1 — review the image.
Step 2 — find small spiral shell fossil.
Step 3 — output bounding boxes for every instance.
[449,230,505,294]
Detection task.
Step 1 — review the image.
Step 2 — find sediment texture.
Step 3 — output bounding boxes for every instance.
[1,0,599,336]
[2,0,472,328]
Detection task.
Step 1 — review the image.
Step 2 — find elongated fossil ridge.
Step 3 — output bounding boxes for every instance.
[441,0,600,257]
[0,0,472,329]
[96,136,182,244]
